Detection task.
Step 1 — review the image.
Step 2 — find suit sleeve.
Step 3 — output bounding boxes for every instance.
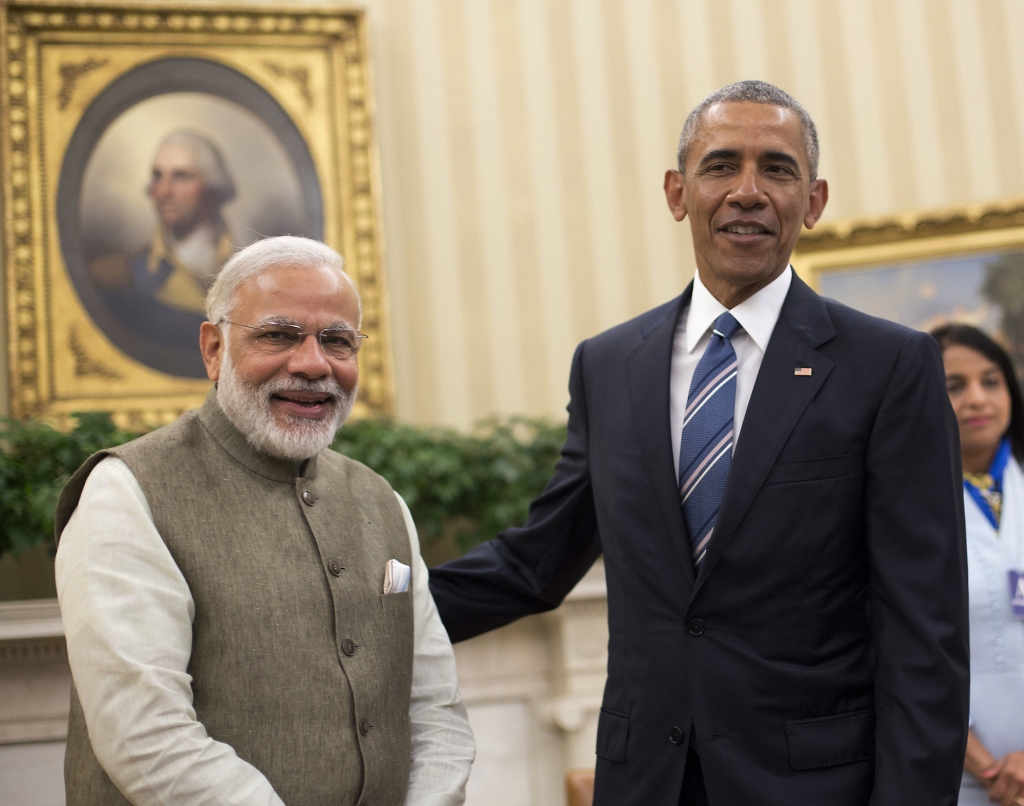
[864,331,970,806]
[429,341,603,643]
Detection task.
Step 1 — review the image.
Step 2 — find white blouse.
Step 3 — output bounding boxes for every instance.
[961,456,1024,804]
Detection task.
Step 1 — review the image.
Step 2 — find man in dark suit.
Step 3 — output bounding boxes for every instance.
[428,81,970,804]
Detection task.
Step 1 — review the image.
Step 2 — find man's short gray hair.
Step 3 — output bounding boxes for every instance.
[676,80,820,180]
[205,236,361,325]
[155,129,236,205]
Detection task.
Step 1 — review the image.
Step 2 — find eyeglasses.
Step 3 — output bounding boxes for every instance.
[219,319,368,359]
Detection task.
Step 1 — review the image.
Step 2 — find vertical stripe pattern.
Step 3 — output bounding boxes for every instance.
[5,0,1024,422]
[679,313,741,566]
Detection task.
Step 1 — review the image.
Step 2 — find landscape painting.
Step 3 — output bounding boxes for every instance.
[794,204,1024,379]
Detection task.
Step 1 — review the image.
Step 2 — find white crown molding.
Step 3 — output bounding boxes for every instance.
[0,599,63,642]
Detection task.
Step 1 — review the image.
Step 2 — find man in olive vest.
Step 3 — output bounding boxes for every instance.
[55,236,475,806]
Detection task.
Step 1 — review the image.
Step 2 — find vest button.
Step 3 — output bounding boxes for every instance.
[328,559,344,576]
[301,490,315,506]
[342,638,357,656]
[687,618,705,636]
[669,726,683,745]
[359,717,372,736]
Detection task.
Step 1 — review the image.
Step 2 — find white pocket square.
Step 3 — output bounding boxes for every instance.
[383,559,411,594]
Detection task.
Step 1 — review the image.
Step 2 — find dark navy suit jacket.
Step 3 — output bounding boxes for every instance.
[430,274,970,805]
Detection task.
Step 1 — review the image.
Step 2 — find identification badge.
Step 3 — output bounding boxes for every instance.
[1010,571,1024,619]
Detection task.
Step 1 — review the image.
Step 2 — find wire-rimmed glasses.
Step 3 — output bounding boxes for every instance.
[219,319,368,360]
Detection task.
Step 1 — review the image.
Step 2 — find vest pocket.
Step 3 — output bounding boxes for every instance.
[596,708,629,762]
[380,589,412,612]
[785,708,875,770]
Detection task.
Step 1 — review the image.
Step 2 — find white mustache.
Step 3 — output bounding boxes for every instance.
[263,376,345,400]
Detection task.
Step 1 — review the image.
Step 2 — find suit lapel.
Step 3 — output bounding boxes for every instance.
[692,275,836,596]
[627,287,696,588]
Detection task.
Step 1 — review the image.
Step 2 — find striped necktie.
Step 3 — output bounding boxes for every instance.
[679,311,741,566]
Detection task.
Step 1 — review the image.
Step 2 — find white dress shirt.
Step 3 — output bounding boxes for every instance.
[56,457,475,806]
[671,266,792,483]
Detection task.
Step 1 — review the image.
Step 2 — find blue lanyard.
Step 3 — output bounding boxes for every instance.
[964,437,1011,530]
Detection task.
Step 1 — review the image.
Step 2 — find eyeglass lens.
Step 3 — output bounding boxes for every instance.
[252,324,363,358]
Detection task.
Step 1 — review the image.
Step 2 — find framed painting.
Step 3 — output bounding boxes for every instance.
[2,2,393,427]
[793,199,1024,378]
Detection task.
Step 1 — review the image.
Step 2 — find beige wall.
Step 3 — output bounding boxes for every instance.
[368,0,1024,426]
[4,0,1024,425]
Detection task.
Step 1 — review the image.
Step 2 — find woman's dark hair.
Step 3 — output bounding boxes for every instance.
[930,323,1024,461]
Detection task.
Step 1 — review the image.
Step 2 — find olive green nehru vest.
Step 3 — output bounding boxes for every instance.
[55,393,414,806]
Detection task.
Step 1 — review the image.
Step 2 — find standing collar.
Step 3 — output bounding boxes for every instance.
[684,265,793,354]
[197,390,319,483]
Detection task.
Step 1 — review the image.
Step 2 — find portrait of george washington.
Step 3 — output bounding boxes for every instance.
[59,58,324,378]
[89,130,238,343]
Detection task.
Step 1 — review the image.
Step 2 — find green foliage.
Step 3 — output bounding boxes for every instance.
[332,417,566,552]
[0,413,140,557]
[0,412,567,559]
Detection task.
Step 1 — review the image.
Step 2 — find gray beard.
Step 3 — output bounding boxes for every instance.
[216,349,355,462]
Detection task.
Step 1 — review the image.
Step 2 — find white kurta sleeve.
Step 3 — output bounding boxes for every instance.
[396,492,475,806]
[55,457,285,806]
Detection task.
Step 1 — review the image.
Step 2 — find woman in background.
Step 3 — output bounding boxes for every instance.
[934,323,1024,806]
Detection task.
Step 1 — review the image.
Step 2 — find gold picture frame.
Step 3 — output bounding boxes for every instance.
[2,2,393,428]
[793,198,1024,371]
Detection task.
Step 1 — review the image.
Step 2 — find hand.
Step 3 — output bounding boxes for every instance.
[983,751,1024,806]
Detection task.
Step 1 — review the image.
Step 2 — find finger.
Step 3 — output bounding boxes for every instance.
[989,760,1010,780]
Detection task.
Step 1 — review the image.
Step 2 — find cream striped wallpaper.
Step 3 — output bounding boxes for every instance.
[4,0,1024,426]
[371,0,1024,426]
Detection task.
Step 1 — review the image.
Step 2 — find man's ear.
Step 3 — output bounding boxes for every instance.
[803,178,829,229]
[199,321,224,382]
[664,170,687,222]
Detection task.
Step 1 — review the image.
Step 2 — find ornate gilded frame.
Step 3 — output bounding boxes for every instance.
[792,198,1024,292]
[1,2,393,427]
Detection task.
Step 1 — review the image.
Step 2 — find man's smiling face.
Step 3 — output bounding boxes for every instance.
[665,101,828,307]
[201,262,361,460]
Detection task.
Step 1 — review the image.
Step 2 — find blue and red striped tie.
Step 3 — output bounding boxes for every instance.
[679,312,741,566]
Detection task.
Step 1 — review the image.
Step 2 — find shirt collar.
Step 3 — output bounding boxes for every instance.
[685,265,793,354]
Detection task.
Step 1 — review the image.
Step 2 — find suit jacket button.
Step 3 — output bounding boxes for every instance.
[328,559,344,576]
[342,638,357,656]
[669,727,683,745]
[359,717,372,737]
[302,490,315,506]
[687,618,705,636]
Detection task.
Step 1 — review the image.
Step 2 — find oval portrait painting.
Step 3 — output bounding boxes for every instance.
[58,57,324,378]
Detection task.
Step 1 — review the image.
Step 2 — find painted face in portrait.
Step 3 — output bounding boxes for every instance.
[664,101,828,306]
[147,141,215,239]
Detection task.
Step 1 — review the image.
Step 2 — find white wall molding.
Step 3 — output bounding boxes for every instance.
[0,600,70,745]
[0,599,63,642]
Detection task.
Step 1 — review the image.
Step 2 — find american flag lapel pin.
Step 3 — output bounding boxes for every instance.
[794,367,813,376]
